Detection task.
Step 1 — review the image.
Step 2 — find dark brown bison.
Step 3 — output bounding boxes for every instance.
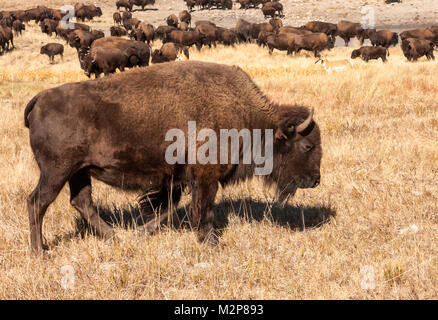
[79,46,135,77]
[269,18,283,30]
[278,26,313,36]
[24,61,321,254]
[257,30,275,47]
[12,19,25,36]
[364,29,398,47]
[262,1,283,17]
[400,28,438,46]
[304,21,337,37]
[294,33,334,57]
[401,38,435,61]
[75,5,102,22]
[337,20,365,46]
[154,25,177,40]
[113,12,122,25]
[130,0,156,10]
[167,14,179,28]
[179,10,191,26]
[91,37,151,68]
[111,26,128,37]
[235,19,253,43]
[194,23,217,48]
[251,23,274,41]
[130,22,155,44]
[151,42,189,63]
[68,29,104,51]
[40,43,64,63]
[266,33,296,54]
[0,26,13,53]
[116,0,133,11]
[218,29,238,46]
[351,46,388,62]
[164,29,204,50]
[185,0,196,11]
[40,18,58,36]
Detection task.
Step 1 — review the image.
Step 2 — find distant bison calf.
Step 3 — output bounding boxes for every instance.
[351,46,388,62]
[40,43,64,63]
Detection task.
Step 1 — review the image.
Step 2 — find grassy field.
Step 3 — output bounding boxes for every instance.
[0,15,437,299]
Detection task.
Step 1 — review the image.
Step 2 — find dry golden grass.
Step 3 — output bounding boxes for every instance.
[0,17,437,299]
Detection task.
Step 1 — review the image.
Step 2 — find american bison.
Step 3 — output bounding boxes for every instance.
[24,61,321,254]
[294,33,335,57]
[116,0,133,11]
[113,12,122,25]
[304,21,337,37]
[40,43,64,63]
[111,26,128,37]
[351,46,389,62]
[151,42,189,63]
[167,14,179,28]
[400,28,438,46]
[401,38,435,61]
[337,20,365,46]
[12,20,25,36]
[364,29,398,48]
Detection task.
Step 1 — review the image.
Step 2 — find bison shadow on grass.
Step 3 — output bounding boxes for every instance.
[48,199,336,247]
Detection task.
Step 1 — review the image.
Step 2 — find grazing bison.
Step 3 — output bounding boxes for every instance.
[151,42,189,63]
[111,26,128,37]
[164,29,204,50]
[351,46,388,62]
[364,29,398,47]
[40,18,58,36]
[400,28,438,46]
[0,26,13,53]
[116,0,133,11]
[401,38,435,61]
[167,14,179,28]
[130,0,156,10]
[12,20,25,36]
[155,25,177,40]
[113,12,122,25]
[304,21,337,37]
[24,61,321,254]
[262,1,283,17]
[269,18,283,30]
[251,23,274,41]
[235,19,253,43]
[131,22,155,44]
[194,23,218,48]
[91,37,151,68]
[179,10,191,27]
[266,33,296,54]
[40,43,64,63]
[294,33,335,57]
[79,46,136,78]
[75,5,102,22]
[337,20,365,46]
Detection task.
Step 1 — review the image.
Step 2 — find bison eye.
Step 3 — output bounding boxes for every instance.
[302,143,313,153]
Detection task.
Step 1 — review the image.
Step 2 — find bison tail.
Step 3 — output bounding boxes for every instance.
[24,93,40,128]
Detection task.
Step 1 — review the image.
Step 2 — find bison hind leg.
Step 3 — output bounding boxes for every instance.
[27,170,70,254]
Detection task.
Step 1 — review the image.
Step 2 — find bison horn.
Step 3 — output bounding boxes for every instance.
[296,108,314,134]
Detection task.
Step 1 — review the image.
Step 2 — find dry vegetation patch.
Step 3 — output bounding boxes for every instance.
[0,15,437,299]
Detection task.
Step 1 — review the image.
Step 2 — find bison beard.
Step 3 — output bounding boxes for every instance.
[24,61,322,254]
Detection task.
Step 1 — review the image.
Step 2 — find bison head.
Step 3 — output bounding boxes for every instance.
[351,49,361,59]
[268,106,322,202]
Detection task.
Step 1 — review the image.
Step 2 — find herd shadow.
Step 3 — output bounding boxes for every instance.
[68,198,336,242]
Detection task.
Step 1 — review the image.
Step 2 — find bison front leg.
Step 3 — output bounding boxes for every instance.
[69,169,116,241]
[190,179,218,245]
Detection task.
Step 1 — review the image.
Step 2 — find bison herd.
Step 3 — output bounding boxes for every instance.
[1,1,437,75]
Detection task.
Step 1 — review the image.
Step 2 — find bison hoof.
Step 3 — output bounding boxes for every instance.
[198,228,219,246]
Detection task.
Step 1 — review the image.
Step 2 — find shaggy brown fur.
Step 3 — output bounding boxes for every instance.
[24,61,321,254]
